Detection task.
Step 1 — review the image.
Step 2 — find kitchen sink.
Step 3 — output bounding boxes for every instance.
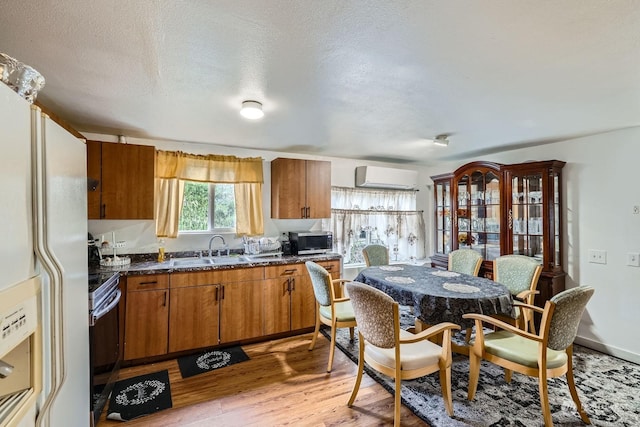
[171,255,251,267]
[171,257,216,267]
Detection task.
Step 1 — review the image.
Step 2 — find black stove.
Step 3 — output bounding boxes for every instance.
[88,271,120,312]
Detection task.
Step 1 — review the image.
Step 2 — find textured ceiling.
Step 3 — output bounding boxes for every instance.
[1,1,639,165]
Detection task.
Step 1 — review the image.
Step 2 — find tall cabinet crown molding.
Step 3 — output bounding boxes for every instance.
[431,159,566,308]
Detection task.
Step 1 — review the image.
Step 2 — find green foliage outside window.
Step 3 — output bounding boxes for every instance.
[179,181,236,232]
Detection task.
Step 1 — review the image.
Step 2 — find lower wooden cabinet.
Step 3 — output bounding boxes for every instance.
[123,274,169,360]
[169,271,220,353]
[123,260,341,361]
[219,279,264,343]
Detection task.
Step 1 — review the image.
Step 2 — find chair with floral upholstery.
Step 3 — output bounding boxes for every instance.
[463,286,595,427]
[346,281,460,427]
[448,248,483,276]
[305,261,357,373]
[362,244,389,267]
[493,254,543,333]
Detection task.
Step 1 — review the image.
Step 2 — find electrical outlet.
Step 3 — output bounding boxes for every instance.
[628,252,640,267]
[588,249,607,264]
[634,205,640,214]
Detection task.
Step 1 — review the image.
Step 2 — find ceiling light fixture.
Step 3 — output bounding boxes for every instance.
[240,100,264,120]
[433,134,449,147]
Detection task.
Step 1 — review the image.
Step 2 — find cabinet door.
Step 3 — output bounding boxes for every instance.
[219,280,263,343]
[434,178,453,256]
[169,285,219,353]
[305,160,331,218]
[100,142,155,219]
[271,158,306,218]
[124,289,168,360]
[290,274,317,330]
[86,140,102,219]
[263,278,291,335]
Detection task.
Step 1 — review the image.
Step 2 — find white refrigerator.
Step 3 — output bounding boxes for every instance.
[0,81,89,426]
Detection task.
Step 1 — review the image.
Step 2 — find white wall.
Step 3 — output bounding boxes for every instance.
[85,133,431,256]
[423,127,640,363]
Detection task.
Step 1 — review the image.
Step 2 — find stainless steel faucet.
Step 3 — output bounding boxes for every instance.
[208,234,227,257]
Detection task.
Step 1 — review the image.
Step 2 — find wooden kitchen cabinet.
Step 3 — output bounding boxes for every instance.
[264,263,317,334]
[169,271,221,353]
[271,157,331,219]
[123,274,169,360]
[219,268,265,343]
[87,140,155,219]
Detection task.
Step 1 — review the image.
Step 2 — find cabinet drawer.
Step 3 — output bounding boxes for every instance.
[223,266,264,282]
[171,267,264,288]
[127,274,169,291]
[171,270,224,288]
[315,260,340,276]
[265,263,306,279]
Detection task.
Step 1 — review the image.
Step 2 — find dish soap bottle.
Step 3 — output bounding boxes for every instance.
[158,238,166,263]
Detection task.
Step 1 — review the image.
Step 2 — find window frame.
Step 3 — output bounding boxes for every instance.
[178,181,236,234]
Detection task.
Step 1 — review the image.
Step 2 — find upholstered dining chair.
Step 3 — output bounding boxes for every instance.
[448,248,483,276]
[362,244,389,267]
[493,254,543,333]
[463,286,595,427]
[346,281,460,427]
[305,261,357,373]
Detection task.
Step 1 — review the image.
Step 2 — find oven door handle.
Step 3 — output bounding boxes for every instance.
[90,289,122,326]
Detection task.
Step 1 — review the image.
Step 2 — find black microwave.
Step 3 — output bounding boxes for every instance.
[289,231,333,255]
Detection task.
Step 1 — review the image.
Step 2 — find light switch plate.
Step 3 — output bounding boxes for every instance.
[628,252,640,267]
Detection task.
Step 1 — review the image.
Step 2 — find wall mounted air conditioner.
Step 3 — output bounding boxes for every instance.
[355,166,418,190]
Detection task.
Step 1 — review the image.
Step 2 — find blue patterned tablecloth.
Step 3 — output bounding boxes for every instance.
[354,264,515,329]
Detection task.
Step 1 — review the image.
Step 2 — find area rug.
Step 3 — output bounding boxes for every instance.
[177,346,250,378]
[107,370,172,421]
[323,311,640,427]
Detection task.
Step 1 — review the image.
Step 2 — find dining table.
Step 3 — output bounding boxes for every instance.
[353,264,515,331]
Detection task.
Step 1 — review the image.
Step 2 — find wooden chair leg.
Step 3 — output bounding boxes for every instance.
[465,327,472,344]
[467,352,480,400]
[538,368,552,427]
[505,368,512,383]
[439,365,454,416]
[308,312,321,351]
[347,338,365,407]
[393,373,402,427]
[565,347,591,424]
[327,318,339,372]
[349,326,354,341]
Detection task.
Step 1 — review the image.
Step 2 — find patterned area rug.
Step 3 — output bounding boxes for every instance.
[323,308,640,427]
[177,346,250,378]
[107,370,172,421]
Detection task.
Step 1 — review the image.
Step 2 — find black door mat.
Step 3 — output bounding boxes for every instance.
[177,346,250,378]
[107,370,172,421]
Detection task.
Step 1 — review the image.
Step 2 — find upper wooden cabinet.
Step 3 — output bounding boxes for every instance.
[431,160,566,305]
[271,157,331,219]
[87,140,155,219]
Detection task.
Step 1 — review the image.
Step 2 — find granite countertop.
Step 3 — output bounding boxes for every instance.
[90,252,342,276]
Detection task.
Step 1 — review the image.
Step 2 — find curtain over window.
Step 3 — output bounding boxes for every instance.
[155,150,264,237]
[322,187,426,265]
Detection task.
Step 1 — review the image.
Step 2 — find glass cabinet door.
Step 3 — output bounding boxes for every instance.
[510,173,544,263]
[456,168,501,261]
[434,180,452,255]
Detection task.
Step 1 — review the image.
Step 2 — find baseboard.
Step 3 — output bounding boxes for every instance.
[575,335,640,364]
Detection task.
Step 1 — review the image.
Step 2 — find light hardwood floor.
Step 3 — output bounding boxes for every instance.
[99,332,428,426]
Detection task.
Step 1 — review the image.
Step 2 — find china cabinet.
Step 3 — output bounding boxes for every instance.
[431,160,565,306]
